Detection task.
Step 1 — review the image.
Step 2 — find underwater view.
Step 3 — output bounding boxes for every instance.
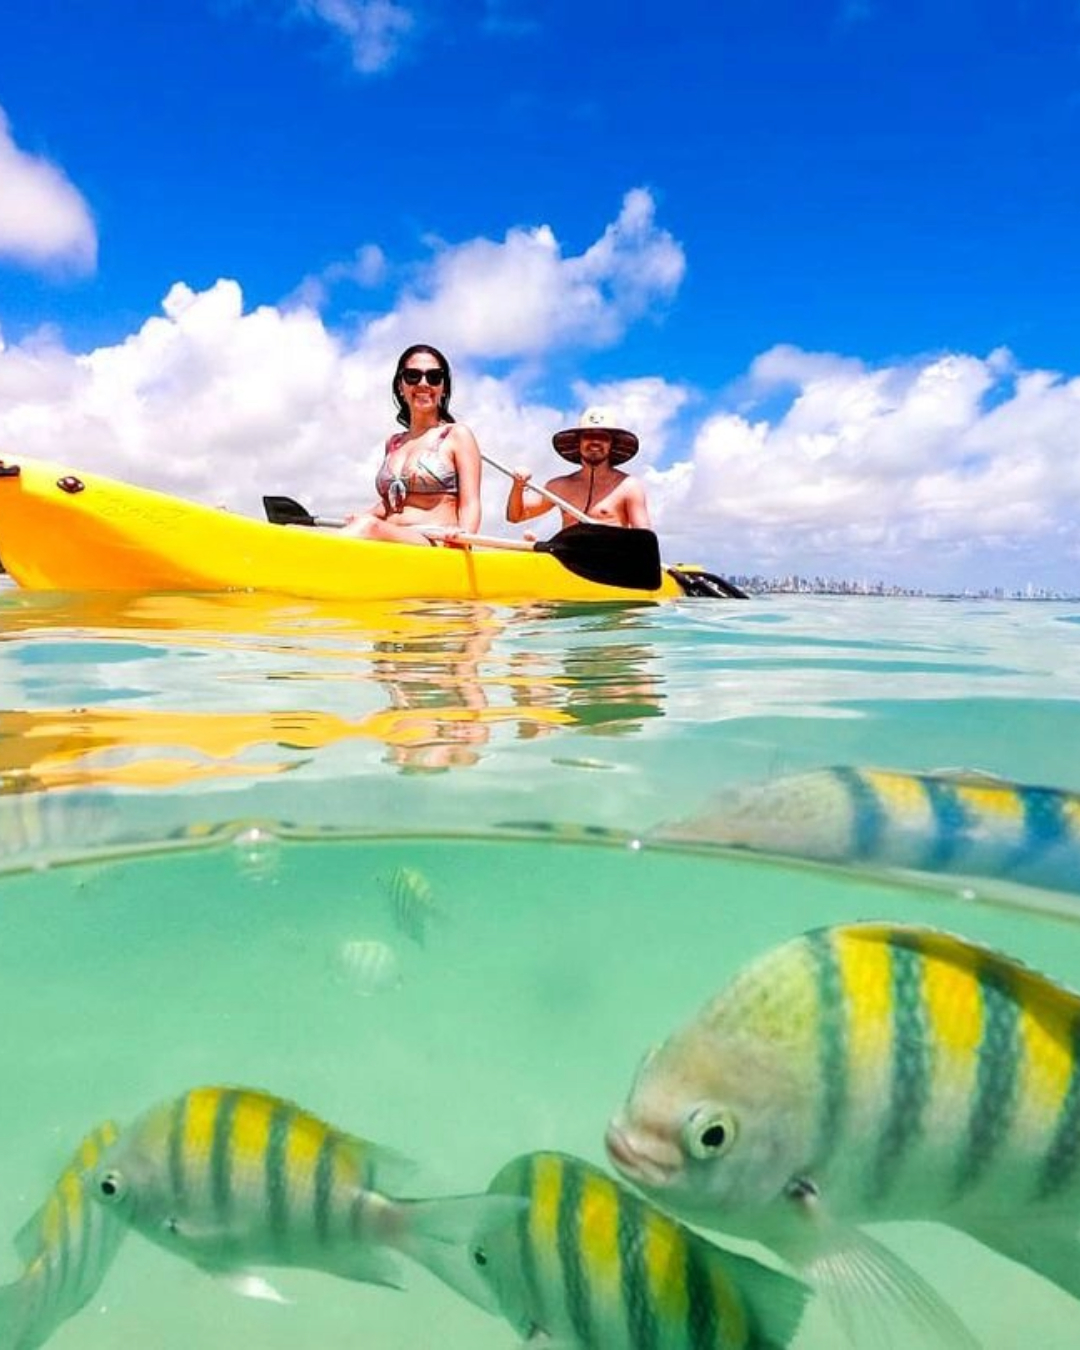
[1,586,1079,1348]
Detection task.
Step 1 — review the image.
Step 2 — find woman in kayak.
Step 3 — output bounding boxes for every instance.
[343,344,482,545]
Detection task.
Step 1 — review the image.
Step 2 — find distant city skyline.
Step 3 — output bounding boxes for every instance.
[735,574,1080,601]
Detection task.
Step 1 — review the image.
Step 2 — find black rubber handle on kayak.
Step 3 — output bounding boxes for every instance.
[262,495,346,529]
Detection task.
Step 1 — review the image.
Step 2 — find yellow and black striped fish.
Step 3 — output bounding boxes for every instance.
[465,1151,808,1350]
[90,1086,518,1306]
[654,766,1080,894]
[608,922,1080,1342]
[382,865,443,949]
[0,1121,126,1350]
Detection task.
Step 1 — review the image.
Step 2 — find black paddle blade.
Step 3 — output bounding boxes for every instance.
[667,566,749,599]
[263,494,316,527]
[535,524,663,591]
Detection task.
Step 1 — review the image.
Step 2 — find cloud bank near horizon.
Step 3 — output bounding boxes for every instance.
[0,189,1076,591]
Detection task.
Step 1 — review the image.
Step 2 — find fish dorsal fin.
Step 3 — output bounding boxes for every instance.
[833,923,1080,1028]
[924,767,1011,785]
[799,1219,980,1349]
[326,1130,417,1199]
[961,1212,1080,1304]
[13,1201,49,1263]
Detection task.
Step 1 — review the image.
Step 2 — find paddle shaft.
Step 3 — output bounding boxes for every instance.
[264,499,534,550]
[420,527,533,551]
[272,450,607,530]
[480,450,600,525]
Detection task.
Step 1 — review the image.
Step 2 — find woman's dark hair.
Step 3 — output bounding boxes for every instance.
[393,344,455,428]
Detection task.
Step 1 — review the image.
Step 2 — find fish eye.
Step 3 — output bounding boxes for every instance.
[98,1169,125,1201]
[684,1107,737,1160]
[470,1244,489,1267]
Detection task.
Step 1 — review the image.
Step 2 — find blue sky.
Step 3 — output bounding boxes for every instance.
[2,0,1079,591]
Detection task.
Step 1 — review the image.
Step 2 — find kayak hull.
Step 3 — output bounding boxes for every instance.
[0,456,688,603]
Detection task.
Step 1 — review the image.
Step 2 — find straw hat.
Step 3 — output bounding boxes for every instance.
[552,406,639,465]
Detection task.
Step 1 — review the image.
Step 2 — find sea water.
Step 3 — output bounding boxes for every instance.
[1,585,1079,1348]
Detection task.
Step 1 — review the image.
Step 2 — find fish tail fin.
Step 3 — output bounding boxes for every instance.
[804,1224,980,1349]
[392,1193,524,1316]
[719,1250,811,1349]
[0,1275,36,1350]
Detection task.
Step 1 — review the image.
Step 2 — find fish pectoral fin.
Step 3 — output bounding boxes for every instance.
[962,1212,1080,1303]
[215,1271,291,1304]
[795,1222,980,1350]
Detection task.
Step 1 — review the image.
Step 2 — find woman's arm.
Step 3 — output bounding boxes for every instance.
[450,424,483,534]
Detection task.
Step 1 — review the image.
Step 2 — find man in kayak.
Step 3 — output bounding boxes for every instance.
[505,406,652,532]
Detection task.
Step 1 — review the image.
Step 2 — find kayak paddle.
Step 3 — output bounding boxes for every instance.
[480,450,601,525]
[262,495,662,590]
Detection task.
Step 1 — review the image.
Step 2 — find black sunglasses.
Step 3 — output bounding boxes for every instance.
[400,368,446,387]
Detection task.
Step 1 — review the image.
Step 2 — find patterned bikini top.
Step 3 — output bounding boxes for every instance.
[376,426,458,513]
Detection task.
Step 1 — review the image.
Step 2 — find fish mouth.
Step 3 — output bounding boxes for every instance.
[604,1122,676,1187]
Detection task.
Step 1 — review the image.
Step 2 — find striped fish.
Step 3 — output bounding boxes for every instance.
[464,1151,809,1350]
[654,766,1080,895]
[607,923,1080,1344]
[337,938,402,996]
[0,1121,126,1350]
[90,1086,519,1305]
[382,866,443,949]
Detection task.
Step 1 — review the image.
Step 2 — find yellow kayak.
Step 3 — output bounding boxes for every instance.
[0,455,732,603]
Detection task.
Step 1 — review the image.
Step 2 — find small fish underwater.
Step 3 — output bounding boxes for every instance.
[336,937,403,996]
[382,865,444,948]
[651,766,1080,896]
[90,1085,518,1309]
[606,921,1080,1345]
[460,1150,810,1350]
[0,1121,127,1350]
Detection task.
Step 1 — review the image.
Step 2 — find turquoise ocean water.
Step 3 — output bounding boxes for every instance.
[1,582,1079,1347]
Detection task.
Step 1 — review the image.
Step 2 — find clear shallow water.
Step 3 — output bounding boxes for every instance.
[1,585,1080,1347]
[3,588,1080,834]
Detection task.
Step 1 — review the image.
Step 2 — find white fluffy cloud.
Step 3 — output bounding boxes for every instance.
[0,193,686,529]
[2,191,1080,592]
[361,189,685,361]
[0,108,97,273]
[651,344,1080,589]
